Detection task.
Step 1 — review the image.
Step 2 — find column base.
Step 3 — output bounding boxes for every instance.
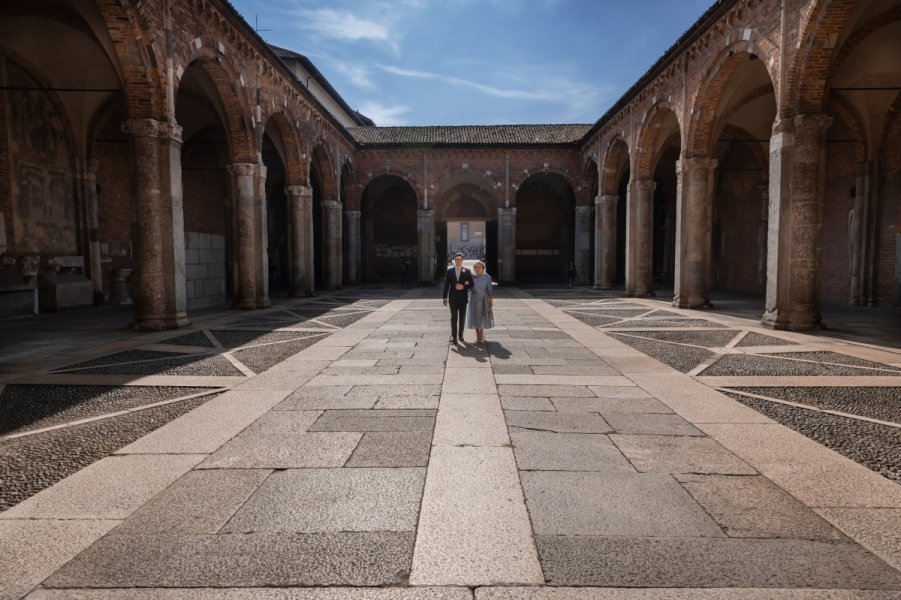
[233,299,269,310]
[761,308,824,331]
[131,313,190,331]
[594,283,616,290]
[626,290,655,298]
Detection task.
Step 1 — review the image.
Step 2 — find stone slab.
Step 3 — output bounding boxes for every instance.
[552,396,672,414]
[629,374,774,424]
[0,454,205,520]
[198,431,361,469]
[346,384,442,397]
[117,391,293,454]
[521,471,722,537]
[675,474,845,540]
[506,411,611,434]
[113,470,271,535]
[222,468,425,533]
[26,589,473,600]
[442,368,497,394]
[475,589,901,600]
[701,423,901,508]
[510,431,635,472]
[346,431,433,467]
[604,413,704,436]
[0,519,118,600]
[43,532,415,588]
[306,373,444,386]
[501,397,556,411]
[374,395,440,409]
[410,446,542,586]
[433,394,508,447]
[610,434,757,475]
[498,385,597,398]
[816,508,901,572]
[534,536,901,589]
[494,375,632,386]
[308,409,436,432]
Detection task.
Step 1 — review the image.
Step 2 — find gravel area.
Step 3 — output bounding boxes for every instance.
[54,350,190,371]
[768,351,901,373]
[0,385,216,435]
[702,354,900,377]
[563,313,622,327]
[232,336,325,373]
[605,319,721,329]
[316,312,371,328]
[69,354,244,377]
[0,394,215,511]
[163,331,215,347]
[612,330,740,348]
[722,392,901,484]
[608,334,713,373]
[209,330,321,349]
[727,386,901,424]
[736,332,798,347]
[564,308,651,318]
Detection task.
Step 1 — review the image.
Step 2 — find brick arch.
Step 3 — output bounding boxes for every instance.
[828,94,867,163]
[175,52,256,163]
[581,157,599,206]
[686,33,778,158]
[340,160,355,209]
[601,137,630,196]
[435,171,500,210]
[510,165,577,194]
[98,0,167,117]
[310,142,337,202]
[877,91,901,160]
[709,83,776,148]
[634,102,682,181]
[792,0,857,114]
[716,124,769,172]
[261,111,305,187]
[359,167,419,207]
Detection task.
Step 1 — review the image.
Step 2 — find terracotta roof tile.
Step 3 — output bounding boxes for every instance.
[347,124,592,146]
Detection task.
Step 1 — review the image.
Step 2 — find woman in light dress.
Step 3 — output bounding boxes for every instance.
[466,261,494,345]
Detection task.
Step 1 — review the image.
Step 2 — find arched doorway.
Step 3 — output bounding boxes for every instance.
[361,175,418,282]
[437,181,497,277]
[515,173,575,283]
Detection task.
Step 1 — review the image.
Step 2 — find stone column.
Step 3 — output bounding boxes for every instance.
[418,208,435,284]
[497,207,516,284]
[323,199,342,289]
[594,194,618,289]
[673,157,717,308]
[286,184,313,296]
[847,163,868,306]
[763,114,832,330]
[122,118,189,330]
[344,209,361,286]
[75,158,103,303]
[625,179,655,297]
[573,205,592,285]
[228,162,269,309]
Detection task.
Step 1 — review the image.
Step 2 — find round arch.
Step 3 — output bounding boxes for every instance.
[361,175,418,282]
[514,172,575,283]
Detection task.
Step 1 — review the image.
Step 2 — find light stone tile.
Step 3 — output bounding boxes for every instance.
[245,410,322,433]
[506,411,611,434]
[433,394,508,447]
[116,391,294,454]
[222,468,425,533]
[675,474,845,540]
[610,434,757,475]
[521,471,723,537]
[0,519,118,600]
[476,589,901,599]
[605,413,704,436]
[197,432,361,469]
[346,384,441,397]
[629,374,774,424]
[447,350,491,368]
[114,470,271,534]
[410,446,543,586]
[551,396,672,414]
[700,423,901,508]
[29,589,473,599]
[510,431,634,472]
[498,384,597,397]
[0,455,205,520]
[589,385,653,399]
[306,373,444,386]
[816,508,901,572]
[443,368,497,394]
[500,397,556,411]
[602,356,678,374]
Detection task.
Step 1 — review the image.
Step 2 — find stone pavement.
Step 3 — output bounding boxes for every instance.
[1,286,901,599]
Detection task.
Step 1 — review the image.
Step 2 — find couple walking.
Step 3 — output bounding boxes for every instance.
[442,252,494,345]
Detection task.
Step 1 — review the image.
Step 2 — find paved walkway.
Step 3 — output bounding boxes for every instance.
[2,286,901,599]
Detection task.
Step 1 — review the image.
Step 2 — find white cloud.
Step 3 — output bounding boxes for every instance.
[294,9,391,42]
[333,62,375,89]
[358,101,411,126]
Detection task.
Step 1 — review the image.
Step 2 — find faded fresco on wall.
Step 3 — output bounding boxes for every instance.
[5,59,76,254]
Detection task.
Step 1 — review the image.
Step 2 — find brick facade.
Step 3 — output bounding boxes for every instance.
[0,0,898,329]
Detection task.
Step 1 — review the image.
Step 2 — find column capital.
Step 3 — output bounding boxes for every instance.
[597,194,619,206]
[676,156,717,174]
[574,205,593,214]
[122,118,182,143]
[227,163,266,178]
[321,200,342,209]
[417,207,434,216]
[631,178,656,193]
[73,158,100,175]
[285,184,313,198]
[793,113,833,133]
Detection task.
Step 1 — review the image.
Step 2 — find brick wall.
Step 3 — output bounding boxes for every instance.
[185,231,226,309]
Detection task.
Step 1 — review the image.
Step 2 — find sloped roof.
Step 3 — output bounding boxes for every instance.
[347,124,592,146]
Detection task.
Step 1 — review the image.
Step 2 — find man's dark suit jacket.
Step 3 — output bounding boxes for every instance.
[443,266,474,301]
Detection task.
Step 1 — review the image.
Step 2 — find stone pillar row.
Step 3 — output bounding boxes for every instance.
[673,156,717,309]
[228,163,269,310]
[497,207,516,285]
[344,210,361,286]
[594,194,618,290]
[417,209,435,284]
[286,185,314,297]
[573,205,592,285]
[626,179,655,297]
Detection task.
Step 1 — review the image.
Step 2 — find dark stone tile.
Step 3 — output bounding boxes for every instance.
[44,532,414,587]
[346,431,433,467]
[309,409,437,432]
[536,536,901,588]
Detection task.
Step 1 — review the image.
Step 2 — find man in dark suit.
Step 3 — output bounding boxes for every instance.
[442,252,474,344]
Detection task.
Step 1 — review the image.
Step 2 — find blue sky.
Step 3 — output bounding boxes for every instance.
[228,0,715,126]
